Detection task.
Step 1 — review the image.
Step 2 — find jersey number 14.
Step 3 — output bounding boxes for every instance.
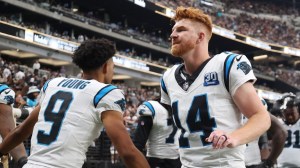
[172,94,216,148]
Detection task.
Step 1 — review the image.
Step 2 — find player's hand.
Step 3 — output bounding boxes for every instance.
[205,130,232,149]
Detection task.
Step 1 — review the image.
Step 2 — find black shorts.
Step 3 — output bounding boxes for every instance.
[147,157,181,168]
[246,164,264,168]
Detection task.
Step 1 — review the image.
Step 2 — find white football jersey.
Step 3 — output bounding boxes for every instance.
[0,84,15,105]
[243,115,260,166]
[277,119,300,168]
[28,77,125,168]
[244,139,261,166]
[137,101,179,159]
[244,98,268,166]
[161,52,256,168]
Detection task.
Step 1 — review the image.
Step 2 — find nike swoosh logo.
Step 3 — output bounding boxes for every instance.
[236,55,243,61]
[4,89,11,94]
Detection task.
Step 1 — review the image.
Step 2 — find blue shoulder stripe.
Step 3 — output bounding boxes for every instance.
[160,78,168,95]
[143,101,155,118]
[223,54,238,93]
[0,84,9,94]
[42,79,52,92]
[94,85,117,107]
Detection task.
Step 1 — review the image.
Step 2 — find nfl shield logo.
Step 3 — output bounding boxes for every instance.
[183,82,189,91]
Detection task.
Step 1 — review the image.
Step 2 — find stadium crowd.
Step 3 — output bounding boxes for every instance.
[213,13,300,48]
[222,0,300,16]
[253,64,300,89]
[1,11,300,89]
[10,0,300,49]
[150,0,300,17]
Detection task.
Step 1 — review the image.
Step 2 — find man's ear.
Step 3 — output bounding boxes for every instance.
[198,32,205,43]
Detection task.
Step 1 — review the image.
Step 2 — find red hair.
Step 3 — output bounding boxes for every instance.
[172,7,213,39]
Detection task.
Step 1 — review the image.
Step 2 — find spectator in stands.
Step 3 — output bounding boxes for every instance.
[78,34,84,43]
[60,66,66,76]
[26,86,40,107]
[0,84,28,167]
[2,65,11,82]
[15,67,25,81]
[0,38,150,168]
[76,70,83,78]
[124,108,137,123]
[0,70,5,84]
[14,92,27,108]
[123,102,139,136]
[0,57,4,67]
[32,60,40,71]
[26,69,42,88]
[161,6,270,167]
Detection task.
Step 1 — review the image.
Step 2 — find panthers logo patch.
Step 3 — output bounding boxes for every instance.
[4,95,14,105]
[114,98,126,111]
[237,62,251,75]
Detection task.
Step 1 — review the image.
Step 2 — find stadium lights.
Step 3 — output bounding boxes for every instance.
[72,8,78,12]
[39,58,70,66]
[140,81,160,87]
[253,55,268,61]
[294,60,300,66]
[113,75,132,80]
[200,0,214,6]
[0,50,38,58]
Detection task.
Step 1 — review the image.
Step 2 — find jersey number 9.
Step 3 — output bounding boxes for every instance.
[37,91,73,145]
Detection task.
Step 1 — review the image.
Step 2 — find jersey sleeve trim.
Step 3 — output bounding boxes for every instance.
[224,53,238,93]
[0,84,9,94]
[160,78,168,95]
[42,79,52,92]
[94,85,117,107]
[143,101,155,118]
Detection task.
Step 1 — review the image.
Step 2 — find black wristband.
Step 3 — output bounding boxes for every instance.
[262,159,275,168]
[20,108,30,120]
[17,156,28,168]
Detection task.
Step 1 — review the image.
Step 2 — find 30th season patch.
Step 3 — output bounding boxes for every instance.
[204,72,219,86]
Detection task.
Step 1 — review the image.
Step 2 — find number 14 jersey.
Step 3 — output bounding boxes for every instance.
[160,52,256,168]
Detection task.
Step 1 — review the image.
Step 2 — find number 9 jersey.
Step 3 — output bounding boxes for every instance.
[28,77,125,168]
[160,52,256,168]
